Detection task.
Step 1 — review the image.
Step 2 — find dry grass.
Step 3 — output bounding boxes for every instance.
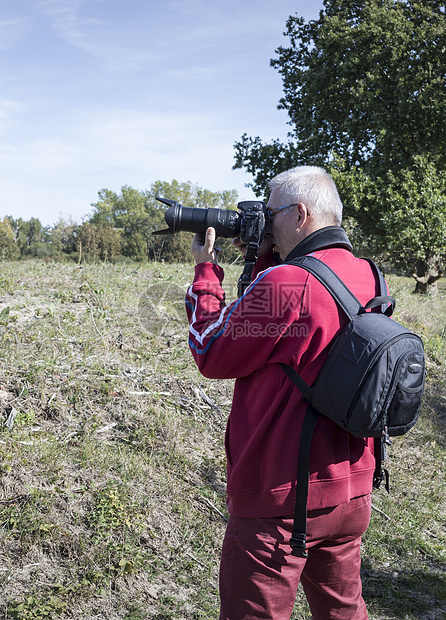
[0,259,444,619]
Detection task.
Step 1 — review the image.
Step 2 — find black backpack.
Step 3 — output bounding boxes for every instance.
[280,256,425,558]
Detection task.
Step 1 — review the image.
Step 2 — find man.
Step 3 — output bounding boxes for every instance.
[186,166,380,619]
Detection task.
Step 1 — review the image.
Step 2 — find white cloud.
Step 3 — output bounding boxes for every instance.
[37,0,294,74]
[39,0,115,61]
[0,18,24,29]
[0,99,22,134]
[0,106,230,173]
[0,18,27,49]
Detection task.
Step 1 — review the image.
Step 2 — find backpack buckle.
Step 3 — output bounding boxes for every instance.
[290,532,308,558]
[373,467,390,493]
[380,467,390,492]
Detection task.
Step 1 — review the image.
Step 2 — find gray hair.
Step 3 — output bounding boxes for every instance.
[268,166,343,226]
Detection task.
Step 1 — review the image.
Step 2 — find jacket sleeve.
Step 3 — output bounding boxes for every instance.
[185,261,303,380]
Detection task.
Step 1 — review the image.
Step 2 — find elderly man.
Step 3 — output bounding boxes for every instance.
[186,166,380,619]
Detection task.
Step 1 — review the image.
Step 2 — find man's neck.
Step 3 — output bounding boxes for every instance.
[284,226,353,262]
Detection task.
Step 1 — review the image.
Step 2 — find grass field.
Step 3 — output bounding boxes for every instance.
[0,259,444,619]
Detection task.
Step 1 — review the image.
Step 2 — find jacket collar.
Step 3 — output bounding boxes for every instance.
[283,226,353,263]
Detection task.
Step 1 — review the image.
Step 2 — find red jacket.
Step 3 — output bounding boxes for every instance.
[186,245,381,518]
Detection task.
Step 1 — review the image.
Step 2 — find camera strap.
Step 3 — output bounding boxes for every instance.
[237,242,260,297]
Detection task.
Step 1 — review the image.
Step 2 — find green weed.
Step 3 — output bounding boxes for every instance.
[7,594,67,619]
[87,481,145,536]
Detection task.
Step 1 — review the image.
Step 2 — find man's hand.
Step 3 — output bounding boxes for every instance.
[192,227,219,264]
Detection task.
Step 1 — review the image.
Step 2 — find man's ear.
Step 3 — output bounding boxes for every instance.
[296,203,308,227]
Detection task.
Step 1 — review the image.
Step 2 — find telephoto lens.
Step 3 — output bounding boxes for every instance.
[166,204,240,238]
[153,197,240,238]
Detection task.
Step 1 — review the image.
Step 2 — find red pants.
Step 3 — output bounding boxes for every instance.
[219,494,371,620]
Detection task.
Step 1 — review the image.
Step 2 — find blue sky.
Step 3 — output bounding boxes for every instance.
[0,0,322,226]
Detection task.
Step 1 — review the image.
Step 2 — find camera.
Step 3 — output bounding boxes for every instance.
[153,196,266,245]
[153,197,267,295]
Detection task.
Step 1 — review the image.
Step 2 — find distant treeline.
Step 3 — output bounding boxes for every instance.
[0,180,241,264]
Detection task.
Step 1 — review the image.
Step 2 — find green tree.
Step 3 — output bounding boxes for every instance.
[5,217,49,257]
[49,217,78,258]
[0,218,20,260]
[76,221,122,262]
[90,186,151,260]
[234,0,446,293]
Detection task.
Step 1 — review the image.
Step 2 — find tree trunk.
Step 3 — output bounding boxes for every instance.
[412,258,443,295]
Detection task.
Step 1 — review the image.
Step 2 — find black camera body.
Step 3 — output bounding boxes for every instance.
[153,197,267,295]
[238,200,266,247]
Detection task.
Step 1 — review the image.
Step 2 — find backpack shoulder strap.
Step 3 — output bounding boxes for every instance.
[363,259,393,315]
[365,259,387,295]
[289,404,319,558]
[280,254,359,398]
[286,255,361,320]
[286,255,394,318]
